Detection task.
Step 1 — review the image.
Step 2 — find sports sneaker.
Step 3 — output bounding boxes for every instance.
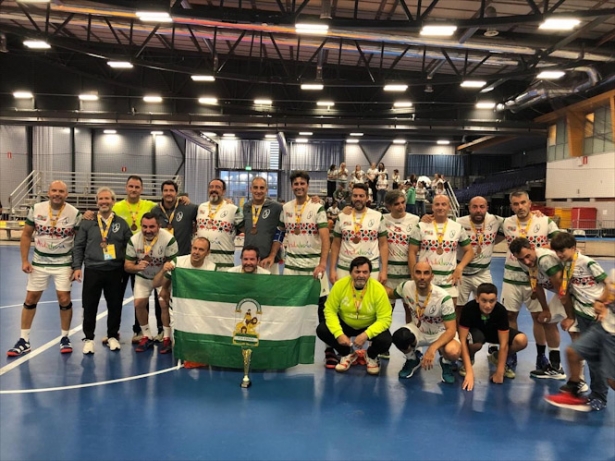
[154,331,164,343]
[324,348,339,369]
[366,356,380,375]
[440,357,455,384]
[159,338,172,354]
[131,332,143,344]
[102,334,120,345]
[335,352,358,372]
[399,351,423,379]
[577,380,589,393]
[530,364,566,380]
[354,349,367,366]
[107,337,121,351]
[7,338,31,357]
[378,351,390,360]
[82,339,94,355]
[504,365,516,379]
[588,397,607,411]
[560,380,588,394]
[458,359,474,377]
[544,392,591,412]
[135,336,155,353]
[60,336,73,354]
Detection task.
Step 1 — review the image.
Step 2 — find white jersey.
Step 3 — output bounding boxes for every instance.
[384,212,419,281]
[569,252,607,320]
[126,229,179,280]
[517,248,562,292]
[165,255,216,280]
[228,265,271,274]
[333,208,387,271]
[456,214,504,275]
[196,201,243,270]
[409,219,471,290]
[280,199,328,272]
[395,281,456,335]
[26,201,81,267]
[502,215,559,285]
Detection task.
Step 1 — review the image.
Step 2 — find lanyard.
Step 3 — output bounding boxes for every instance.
[127,201,141,230]
[415,287,432,327]
[294,198,309,225]
[470,221,484,246]
[252,204,262,228]
[517,216,532,238]
[559,251,578,297]
[160,201,178,229]
[528,266,538,292]
[48,203,66,228]
[208,202,221,220]
[352,284,368,319]
[143,235,159,258]
[433,221,448,248]
[352,209,367,239]
[97,213,114,244]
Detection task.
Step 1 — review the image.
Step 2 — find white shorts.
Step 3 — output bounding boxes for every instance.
[501,282,542,313]
[27,265,72,292]
[284,268,330,297]
[457,269,493,306]
[436,284,458,299]
[385,277,409,290]
[546,294,567,324]
[134,276,155,300]
[403,322,460,348]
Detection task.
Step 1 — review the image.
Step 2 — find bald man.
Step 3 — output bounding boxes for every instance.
[8,180,82,357]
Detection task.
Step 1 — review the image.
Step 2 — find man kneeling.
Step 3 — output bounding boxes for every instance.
[316,256,392,375]
[458,283,528,391]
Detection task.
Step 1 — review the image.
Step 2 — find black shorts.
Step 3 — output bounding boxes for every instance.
[468,327,521,346]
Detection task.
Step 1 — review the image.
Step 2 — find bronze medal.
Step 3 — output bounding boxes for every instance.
[130,223,138,231]
[352,236,361,244]
[143,255,152,262]
[436,247,444,255]
[250,228,258,235]
[476,246,482,255]
[294,228,301,235]
[167,224,173,231]
[100,241,107,249]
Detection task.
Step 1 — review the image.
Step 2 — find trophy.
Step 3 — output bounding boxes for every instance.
[233,299,262,388]
[241,348,252,388]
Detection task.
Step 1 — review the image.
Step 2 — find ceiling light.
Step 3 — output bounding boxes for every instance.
[201,132,217,137]
[151,131,163,135]
[461,80,487,88]
[301,83,324,90]
[346,139,359,144]
[23,40,51,49]
[136,12,173,22]
[143,95,162,103]
[296,138,309,143]
[265,134,277,139]
[223,133,236,138]
[437,140,450,145]
[103,129,117,134]
[299,132,313,136]
[420,25,457,36]
[316,101,335,107]
[476,102,496,109]
[254,99,273,105]
[198,97,218,105]
[384,84,408,92]
[13,91,33,99]
[393,101,413,108]
[393,139,406,144]
[295,23,329,35]
[350,133,363,136]
[16,0,50,3]
[108,61,133,69]
[539,18,580,31]
[537,70,566,80]
[79,93,99,101]
[191,75,215,82]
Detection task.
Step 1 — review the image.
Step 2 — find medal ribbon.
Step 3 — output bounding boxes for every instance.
[208,202,221,220]
[97,213,114,243]
[143,235,159,259]
[252,205,262,228]
[516,215,532,238]
[528,266,538,292]
[352,209,367,241]
[352,284,368,319]
[414,287,432,325]
[294,198,309,232]
[559,251,578,297]
[127,201,141,229]
[470,221,484,249]
[433,221,448,250]
[48,203,66,229]
[160,201,178,227]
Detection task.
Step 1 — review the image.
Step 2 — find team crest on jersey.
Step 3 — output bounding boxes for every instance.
[176,211,184,222]
[449,230,456,238]
[111,223,121,233]
[368,219,375,227]
[307,211,314,220]
[262,209,270,219]
[220,210,228,219]
[533,224,540,233]
[428,306,437,315]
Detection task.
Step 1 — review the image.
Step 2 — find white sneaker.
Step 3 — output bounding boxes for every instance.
[82,339,95,355]
[366,356,380,375]
[131,332,143,344]
[335,352,358,372]
[153,332,164,343]
[107,337,121,351]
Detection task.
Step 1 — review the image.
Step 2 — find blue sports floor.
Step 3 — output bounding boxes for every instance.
[1,244,614,461]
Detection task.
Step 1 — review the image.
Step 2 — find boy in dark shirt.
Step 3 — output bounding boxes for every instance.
[458,283,528,391]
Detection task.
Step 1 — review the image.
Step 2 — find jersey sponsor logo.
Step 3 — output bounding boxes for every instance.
[176,211,184,222]
[262,209,270,219]
[111,223,121,233]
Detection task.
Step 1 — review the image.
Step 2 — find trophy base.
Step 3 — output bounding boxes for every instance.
[240,379,252,388]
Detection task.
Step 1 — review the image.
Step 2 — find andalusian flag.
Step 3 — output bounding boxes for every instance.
[172,270,320,369]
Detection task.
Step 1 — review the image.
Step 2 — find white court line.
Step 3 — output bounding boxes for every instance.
[0,299,83,310]
[0,297,133,377]
[0,362,182,394]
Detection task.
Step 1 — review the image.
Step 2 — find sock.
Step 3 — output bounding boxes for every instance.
[579,360,586,381]
[405,350,416,360]
[61,330,69,338]
[140,325,152,339]
[163,326,171,339]
[536,344,546,356]
[441,357,452,364]
[549,349,561,368]
[21,329,31,341]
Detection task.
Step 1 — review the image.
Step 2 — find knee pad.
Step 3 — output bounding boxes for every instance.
[392,327,416,351]
[23,302,37,310]
[59,302,73,311]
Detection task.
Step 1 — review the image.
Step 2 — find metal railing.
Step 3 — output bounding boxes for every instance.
[444,181,460,219]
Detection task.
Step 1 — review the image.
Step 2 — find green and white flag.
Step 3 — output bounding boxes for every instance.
[172,269,320,370]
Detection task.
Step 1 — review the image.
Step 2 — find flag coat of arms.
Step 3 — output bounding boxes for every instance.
[172,270,320,369]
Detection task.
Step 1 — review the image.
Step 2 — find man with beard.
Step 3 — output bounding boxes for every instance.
[242,177,283,274]
[317,257,392,375]
[196,179,244,271]
[329,183,388,285]
[125,213,178,353]
[228,245,271,274]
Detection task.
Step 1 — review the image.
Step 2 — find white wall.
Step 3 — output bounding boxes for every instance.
[0,126,28,209]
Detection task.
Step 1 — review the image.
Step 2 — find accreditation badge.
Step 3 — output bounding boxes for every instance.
[103,244,117,260]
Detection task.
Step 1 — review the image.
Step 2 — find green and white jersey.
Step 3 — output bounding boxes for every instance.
[384,212,419,280]
[126,229,179,280]
[456,214,504,275]
[517,248,562,292]
[502,215,559,285]
[26,201,82,267]
[409,219,471,289]
[164,255,216,280]
[196,201,244,269]
[280,200,328,272]
[569,253,607,320]
[394,281,456,336]
[333,208,387,271]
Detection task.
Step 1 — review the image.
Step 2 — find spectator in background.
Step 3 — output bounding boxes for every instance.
[352,165,365,184]
[405,181,416,215]
[337,163,349,189]
[435,182,446,196]
[391,169,401,190]
[376,171,389,208]
[327,165,338,199]
[333,183,349,209]
[415,181,427,217]
[366,163,378,202]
